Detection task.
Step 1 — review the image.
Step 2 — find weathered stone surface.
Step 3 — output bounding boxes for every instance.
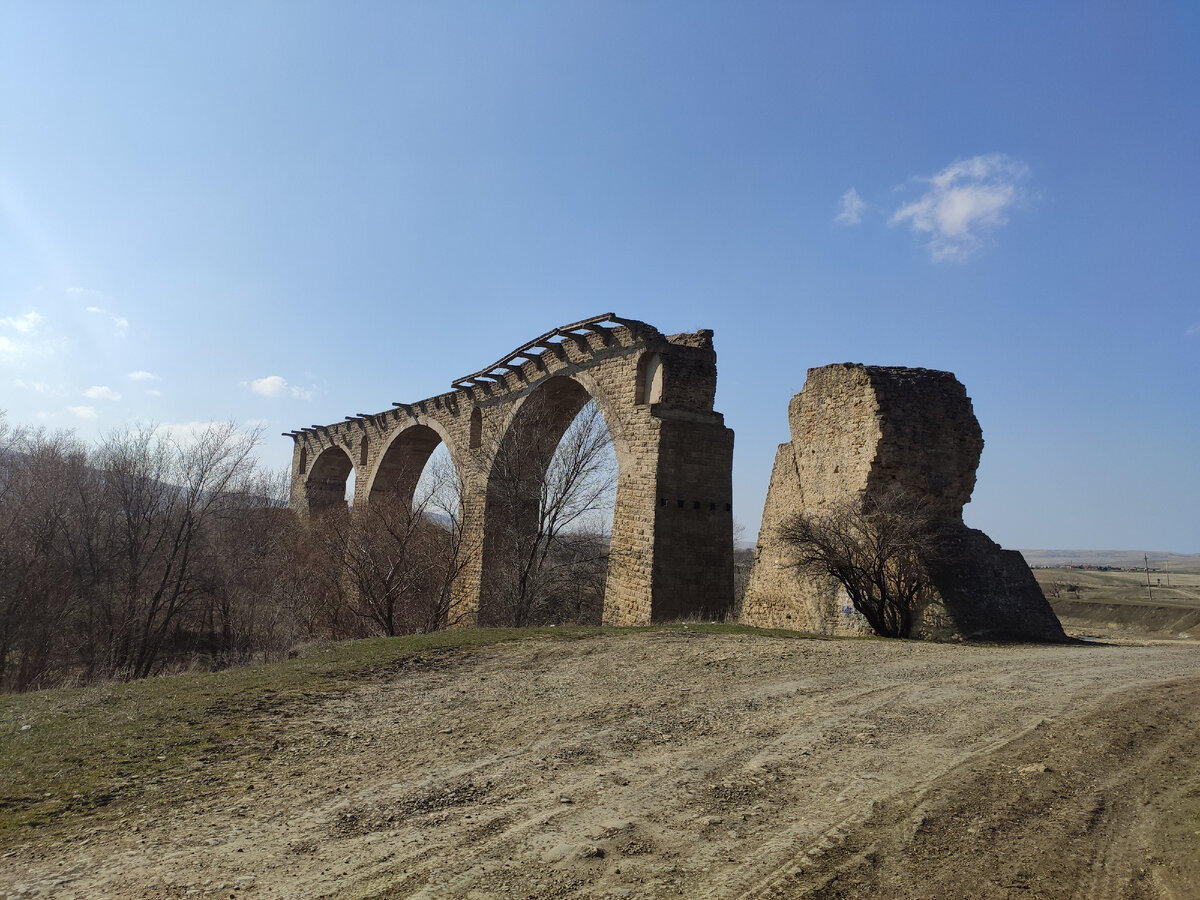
[286,314,734,626]
[742,363,1066,641]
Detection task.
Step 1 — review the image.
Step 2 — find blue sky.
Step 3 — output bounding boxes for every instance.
[1,2,1197,552]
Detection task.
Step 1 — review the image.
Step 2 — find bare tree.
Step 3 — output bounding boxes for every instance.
[414,449,477,633]
[306,446,475,637]
[483,398,617,627]
[72,422,261,679]
[777,484,939,638]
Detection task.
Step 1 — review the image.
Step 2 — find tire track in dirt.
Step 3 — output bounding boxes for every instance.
[769,676,1200,900]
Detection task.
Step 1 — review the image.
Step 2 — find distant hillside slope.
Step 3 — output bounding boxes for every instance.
[1020,550,1200,572]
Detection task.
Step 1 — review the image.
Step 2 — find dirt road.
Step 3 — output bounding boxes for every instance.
[4,631,1199,899]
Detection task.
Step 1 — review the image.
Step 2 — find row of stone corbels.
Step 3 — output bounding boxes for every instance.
[288,325,720,508]
[286,323,647,489]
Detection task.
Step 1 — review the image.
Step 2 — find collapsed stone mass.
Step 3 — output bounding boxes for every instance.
[741,363,1066,641]
[285,314,735,627]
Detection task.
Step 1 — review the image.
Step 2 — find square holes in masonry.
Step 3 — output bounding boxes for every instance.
[658,498,731,512]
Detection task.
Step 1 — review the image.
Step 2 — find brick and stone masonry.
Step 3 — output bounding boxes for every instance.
[286,314,734,627]
[741,363,1067,641]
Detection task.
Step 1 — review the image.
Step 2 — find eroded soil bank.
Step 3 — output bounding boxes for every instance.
[3,631,1199,899]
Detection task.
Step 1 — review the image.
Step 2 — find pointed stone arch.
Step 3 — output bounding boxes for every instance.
[636,351,664,405]
[477,375,623,625]
[469,407,483,449]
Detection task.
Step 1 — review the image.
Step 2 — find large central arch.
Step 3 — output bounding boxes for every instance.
[477,375,621,626]
[286,314,734,626]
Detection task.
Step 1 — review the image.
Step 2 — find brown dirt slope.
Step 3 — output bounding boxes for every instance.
[2,630,1198,899]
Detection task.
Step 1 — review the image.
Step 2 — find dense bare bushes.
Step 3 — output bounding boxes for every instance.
[0,409,614,692]
[0,417,289,689]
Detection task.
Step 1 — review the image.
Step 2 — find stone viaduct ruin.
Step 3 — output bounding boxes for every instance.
[286,314,734,627]
[288,318,1062,641]
[741,363,1066,641]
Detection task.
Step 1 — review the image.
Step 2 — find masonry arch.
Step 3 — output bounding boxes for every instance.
[469,407,482,449]
[365,417,465,509]
[636,351,664,405]
[305,445,355,511]
[478,375,627,626]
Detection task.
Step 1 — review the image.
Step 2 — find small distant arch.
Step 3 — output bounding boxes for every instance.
[636,352,663,405]
[366,420,463,509]
[298,446,308,474]
[469,407,483,449]
[305,445,354,511]
[359,435,369,467]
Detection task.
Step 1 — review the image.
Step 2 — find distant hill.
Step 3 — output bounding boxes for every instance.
[1020,550,1200,571]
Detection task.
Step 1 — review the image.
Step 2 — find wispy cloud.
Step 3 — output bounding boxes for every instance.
[85,305,129,337]
[67,405,99,420]
[14,378,60,396]
[0,309,66,362]
[891,154,1030,261]
[83,385,121,401]
[145,388,163,397]
[835,188,865,225]
[1185,322,1200,336]
[248,375,313,400]
[128,370,159,381]
[1,311,44,333]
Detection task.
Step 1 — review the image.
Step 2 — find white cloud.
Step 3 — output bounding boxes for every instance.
[249,375,312,400]
[1186,323,1200,336]
[85,305,129,337]
[67,405,99,419]
[145,388,163,397]
[1,311,44,333]
[128,370,159,381]
[891,154,1030,261]
[83,385,121,401]
[835,188,865,225]
[251,375,288,397]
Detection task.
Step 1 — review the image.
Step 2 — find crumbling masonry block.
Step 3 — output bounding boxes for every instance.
[741,363,1066,641]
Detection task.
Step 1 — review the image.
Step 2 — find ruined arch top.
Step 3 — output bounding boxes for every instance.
[285,314,734,626]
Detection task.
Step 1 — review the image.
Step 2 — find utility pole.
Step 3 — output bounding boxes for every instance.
[1144,553,1153,602]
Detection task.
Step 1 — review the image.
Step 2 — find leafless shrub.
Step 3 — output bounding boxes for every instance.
[778,484,939,638]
